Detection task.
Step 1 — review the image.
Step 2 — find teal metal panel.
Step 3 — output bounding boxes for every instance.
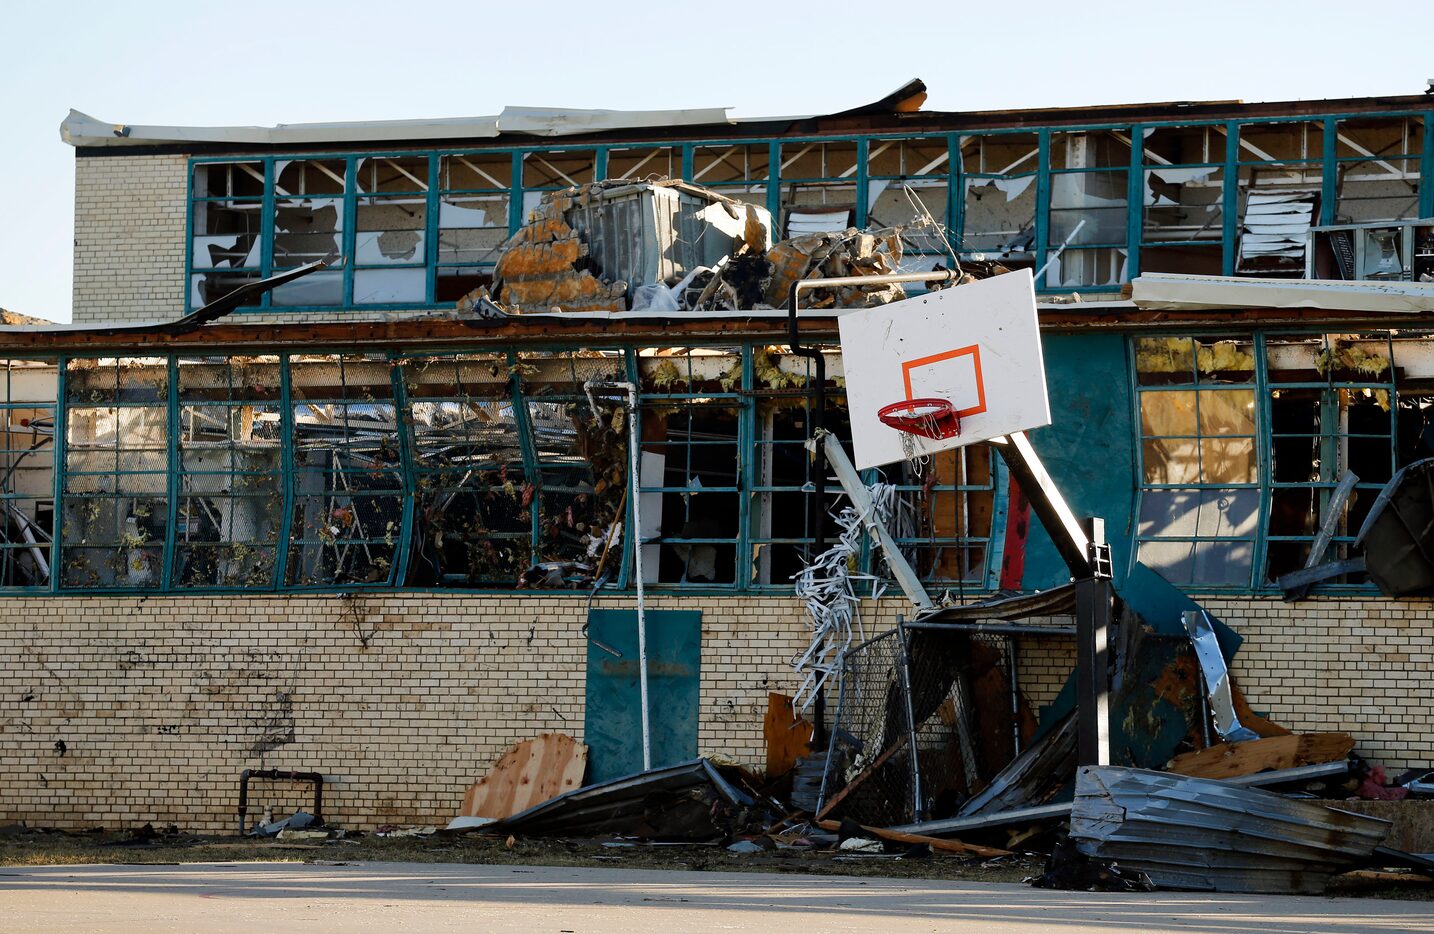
[584,609,702,783]
[1320,120,1337,226]
[1222,122,1239,276]
[1422,115,1434,220]
[1020,333,1137,592]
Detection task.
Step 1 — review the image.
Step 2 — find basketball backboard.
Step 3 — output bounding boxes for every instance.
[837,269,1050,471]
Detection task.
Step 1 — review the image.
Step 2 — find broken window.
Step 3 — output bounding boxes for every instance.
[437,153,511,301]
[521,352,630,582]
[0,358,56,590]
[353,157,429,304]
[877,445,996,589]
[1234,122,1323,276]
[638,350,744,585]
[746,348,848,586]
[866,137,954,279]
[1141,125,1225,275]
[173,356,283,588]
[691,144,769,209]
[1046,131,1130,288]
[190,161,267,306]
[779,141,859,236]
[1264,333,1394,584]
[59,358,169,589]
[402,352,530,586]
[958,133,1037,261]
[286,355,403,587]
[606,146,679,182]
[271,159,347,306]
[1334,117,1422,224]
[1134,337,1259,587]
[521,150,595,220]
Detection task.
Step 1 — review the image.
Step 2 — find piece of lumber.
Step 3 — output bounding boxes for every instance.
[461,733,588,820]
[816,819,1011,858]
[1166,732,1354,780]
[814,734,908,822]
[763,692,814,778]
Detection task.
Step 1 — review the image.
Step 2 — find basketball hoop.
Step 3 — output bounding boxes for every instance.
[877,398,961,441]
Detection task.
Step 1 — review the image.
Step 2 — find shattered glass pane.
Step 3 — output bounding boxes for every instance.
[355,156,429,194]
[1043,247,1126,289]
[191,271,265,308]
[273,197,343,269]
[1143,166,1223,243]
[960,175,1036,254]
[439,194,509,266]
[274,159,347,196]
[1048,171,1128,246]
[192,199,264,269]
[355,196,426,265]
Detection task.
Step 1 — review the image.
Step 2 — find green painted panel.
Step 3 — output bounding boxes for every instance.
[1021,333,1137,591]
[584,609,702,783]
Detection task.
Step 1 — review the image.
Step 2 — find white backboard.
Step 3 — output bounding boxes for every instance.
[837,269,1050,471]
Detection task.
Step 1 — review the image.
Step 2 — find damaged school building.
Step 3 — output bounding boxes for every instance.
[4,79,1434,877]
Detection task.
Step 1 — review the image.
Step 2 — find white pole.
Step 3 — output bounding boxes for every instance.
[586,380,651,772]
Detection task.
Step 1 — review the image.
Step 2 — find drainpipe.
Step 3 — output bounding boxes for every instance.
[585,380,650,772]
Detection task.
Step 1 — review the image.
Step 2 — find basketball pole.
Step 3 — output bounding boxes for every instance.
[990,432,1112,767]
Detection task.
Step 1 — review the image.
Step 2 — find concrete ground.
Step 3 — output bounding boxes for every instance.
[1,862,1432,933]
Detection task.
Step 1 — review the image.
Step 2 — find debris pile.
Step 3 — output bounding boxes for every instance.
[458,177,930,314]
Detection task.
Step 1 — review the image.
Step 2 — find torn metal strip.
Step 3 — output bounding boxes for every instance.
[1182,609,1259,744]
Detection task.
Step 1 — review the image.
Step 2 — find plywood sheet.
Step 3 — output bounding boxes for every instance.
[461,733,588,820]
[763,692,813,777]
[1167,732,1354,780]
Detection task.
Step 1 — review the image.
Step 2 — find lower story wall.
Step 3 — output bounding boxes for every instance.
[0,593,1428,833]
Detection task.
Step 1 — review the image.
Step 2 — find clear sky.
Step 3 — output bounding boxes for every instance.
[1,0,1428,322]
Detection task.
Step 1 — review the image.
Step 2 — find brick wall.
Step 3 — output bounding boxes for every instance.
[72,155,189,324]
[1,592,1427,834]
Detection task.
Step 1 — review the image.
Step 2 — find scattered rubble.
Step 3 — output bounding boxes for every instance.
[457,176,939,315]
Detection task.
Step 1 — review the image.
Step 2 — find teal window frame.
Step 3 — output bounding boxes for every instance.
[183,107,1434,310]
[28,342,1007,596]
[0,357,57,592]
[1131,330,1406,593]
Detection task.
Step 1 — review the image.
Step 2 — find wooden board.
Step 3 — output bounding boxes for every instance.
[460,733,588,820]
[1167,732,1354,780]
[763,692,813,778]
[815,819,1011,858]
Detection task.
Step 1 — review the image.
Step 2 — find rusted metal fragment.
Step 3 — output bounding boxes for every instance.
[1070,765,1390,894]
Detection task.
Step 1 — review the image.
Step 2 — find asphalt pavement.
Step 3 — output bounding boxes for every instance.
[2,861,1432,933]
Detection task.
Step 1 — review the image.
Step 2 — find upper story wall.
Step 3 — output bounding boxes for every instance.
[68,99,1434,326]
[73,154,188,324]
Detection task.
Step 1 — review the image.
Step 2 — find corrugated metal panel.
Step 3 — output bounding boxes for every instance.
[1070,766,1390,894]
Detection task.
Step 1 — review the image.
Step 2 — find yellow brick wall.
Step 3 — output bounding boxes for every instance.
[72,155,189,324]
[1,592,1426,834]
